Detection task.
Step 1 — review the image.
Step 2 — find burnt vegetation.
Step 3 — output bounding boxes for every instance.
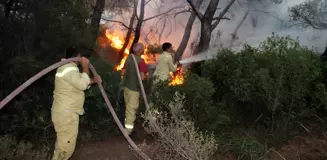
[1,0,327,160]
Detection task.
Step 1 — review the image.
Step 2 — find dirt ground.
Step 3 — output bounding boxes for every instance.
[71,136,139,160]
[71,122,146,160]
[15,123,327,160]
[70,130,327,160]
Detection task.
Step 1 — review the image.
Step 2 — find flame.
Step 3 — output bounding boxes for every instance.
[169,66,184,86]
[104,28,184,85]
[105,29,130,71]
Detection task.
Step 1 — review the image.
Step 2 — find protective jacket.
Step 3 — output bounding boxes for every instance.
[51,62,91,115]
[153,51,177,83]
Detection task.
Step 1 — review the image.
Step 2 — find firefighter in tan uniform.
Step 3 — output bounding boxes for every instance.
[51,47,102,160]
[121,43,148,135]
[153,42,177,84]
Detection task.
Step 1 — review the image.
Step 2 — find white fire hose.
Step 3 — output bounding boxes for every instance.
[0,57,151,160]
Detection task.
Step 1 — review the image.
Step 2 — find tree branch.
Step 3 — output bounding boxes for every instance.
[213,16,230,20]
[134,0,140,21]
[143,6,185,21]
[174,9,192,18]
[101,18,135,31]
[145,0,152,5]
[211,0,236,31]
[186,0,203,20]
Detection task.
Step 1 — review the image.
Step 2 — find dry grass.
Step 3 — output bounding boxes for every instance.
[0,135,51,160]
[140,92,218,160]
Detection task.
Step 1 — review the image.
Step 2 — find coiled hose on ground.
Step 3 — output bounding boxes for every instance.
[0,57,151,160]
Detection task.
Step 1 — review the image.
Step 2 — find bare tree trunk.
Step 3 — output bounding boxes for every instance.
[195,0,220,54]
[32,0,41,49]
[130,0,145,54]
[175,0,202,62]
[119,12,136,60]
[158,18,167,44]
[91,0,105,27]
[175,13,196,61]
[4,0,14,25]
[187,0,236,54]
[91,0,105,37]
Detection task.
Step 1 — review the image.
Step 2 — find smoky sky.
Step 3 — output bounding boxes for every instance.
[101,0,327,59]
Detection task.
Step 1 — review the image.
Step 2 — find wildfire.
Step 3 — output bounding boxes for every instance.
[169,66,184,86]
[105,29,130,71]
[104,28,184,85]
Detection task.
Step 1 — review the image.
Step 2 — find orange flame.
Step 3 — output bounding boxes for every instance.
[104,29,184,85]
[105,29,130,71]
[169,66,184,86]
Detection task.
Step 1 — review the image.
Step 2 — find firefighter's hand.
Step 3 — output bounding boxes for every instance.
[80,57,90,68]
[92,76,102,84]
[177,61,182,68]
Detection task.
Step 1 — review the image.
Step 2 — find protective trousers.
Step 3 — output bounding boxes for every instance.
[124,87,140,134]
[51,110,79,160]
[116,82,125,127]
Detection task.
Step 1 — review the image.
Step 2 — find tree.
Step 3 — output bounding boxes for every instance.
[289,0,327,30]
[175,0,203,62]
[0,0,95,60]
[102,0,187,59]
[129,0,145,54]
[92,0,105,30]
[186,0,236,54]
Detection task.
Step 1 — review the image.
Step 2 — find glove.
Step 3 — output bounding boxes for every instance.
[177,61,182,67]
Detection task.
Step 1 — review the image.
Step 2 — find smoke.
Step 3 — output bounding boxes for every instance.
[101,0,327,62]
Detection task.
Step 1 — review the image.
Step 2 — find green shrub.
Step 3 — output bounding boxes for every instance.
[201,34,327,136]
[150,73,230,132]
[0,134,51,160]
[230,136,265,160]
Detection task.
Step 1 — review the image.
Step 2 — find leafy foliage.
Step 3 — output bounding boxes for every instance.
[289,0,327,29]
[0,0,95,60]
[150,73,230,132]
[201,34,327,136]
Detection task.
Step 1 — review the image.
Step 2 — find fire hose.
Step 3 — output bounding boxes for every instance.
[0,57,151,160]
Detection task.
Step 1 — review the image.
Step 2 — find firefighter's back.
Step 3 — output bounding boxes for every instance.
[52,63,85,115]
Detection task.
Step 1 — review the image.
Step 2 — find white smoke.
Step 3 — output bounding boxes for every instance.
[101,0,327,62]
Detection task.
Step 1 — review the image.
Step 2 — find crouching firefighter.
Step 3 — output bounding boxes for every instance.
[51,47,102,160]
[121,43,148,135]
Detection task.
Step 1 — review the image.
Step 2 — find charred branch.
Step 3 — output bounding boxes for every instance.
[101,18,135,31]
[211,0,236,31]
[213,16,230,20]
[175,0,202,60]
[174,9,192,18]
[130,0,145,54]
[185,0,203,20]
[229,9,250,47]
[134,0,139,21]
[143,6,186,22]
[119,12,136,60]
[91,0,105,28]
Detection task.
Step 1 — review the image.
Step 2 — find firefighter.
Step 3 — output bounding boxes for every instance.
[51,47,102,160]
[121,43,148,135]
[153,42,177,84]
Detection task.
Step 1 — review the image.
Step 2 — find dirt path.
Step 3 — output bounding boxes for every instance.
[71,136,139,160]
[71,123,146,160]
